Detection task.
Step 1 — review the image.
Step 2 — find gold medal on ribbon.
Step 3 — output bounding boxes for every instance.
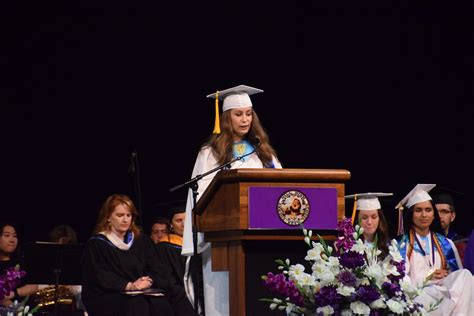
[234,143,246,156]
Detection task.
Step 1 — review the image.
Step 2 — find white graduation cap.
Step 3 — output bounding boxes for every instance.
[345,192,393,211]
[345,192,393,224]
[207,84,263,111]
[206,85,263,134]
[395,184,436,209]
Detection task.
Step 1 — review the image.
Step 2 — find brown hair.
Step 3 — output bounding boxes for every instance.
[355,209,390,258]
[93,194,141,237]
[207,109,278,167]
[48,224,78,244]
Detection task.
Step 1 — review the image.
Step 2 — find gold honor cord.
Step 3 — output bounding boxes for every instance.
[212,91,221,134]
[351,195,357,225]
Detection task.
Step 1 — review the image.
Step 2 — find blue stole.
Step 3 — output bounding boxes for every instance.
[233,140,254,161]
[398,231,459,272]
[232,140,275,168]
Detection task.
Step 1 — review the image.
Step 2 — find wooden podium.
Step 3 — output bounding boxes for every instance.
[195,168,351,316]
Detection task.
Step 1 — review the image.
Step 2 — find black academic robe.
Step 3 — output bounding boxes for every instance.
[155,239,194,316]
[81,234,174,316]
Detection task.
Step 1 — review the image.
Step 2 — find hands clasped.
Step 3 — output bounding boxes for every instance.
[126,276,153,291]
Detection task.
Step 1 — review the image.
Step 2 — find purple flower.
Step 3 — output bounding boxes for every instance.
[356,285,381,304]
[335,236,355,253]
[388,260,406,282]
[262,272,304,306]
[0,266,26,300]
[334,218,357,252]
[337,217,356,237]
[382,281,400,298]
[337,270,357,287]
[314,285,342,309]
[339,251,365,269]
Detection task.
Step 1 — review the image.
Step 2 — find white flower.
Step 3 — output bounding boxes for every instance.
[285,302,296,313]
[388,239,404,263]
[320,271,336,284]
[366,263,384,281]
[312,242,325,252]
[312,264,335,284]
[386,299,404,314]
[383,261,400,277]
[390,249,403,263]
[288,264,305,281]
[350,301,370,315]
[340,309,352,316]
[305,247,322,261]
[370,298,386,309]
[337,285,355,296]
[327,256,340,268]
[298,272,316,287]
[351,239,366,254]
[400,278,420,296]
[269,303,278,310]
[317,305,335,315]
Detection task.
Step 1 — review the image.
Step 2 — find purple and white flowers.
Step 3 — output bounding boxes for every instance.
[262,218,426,315]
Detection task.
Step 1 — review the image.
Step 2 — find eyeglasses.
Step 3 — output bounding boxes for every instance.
[438,209,453,215]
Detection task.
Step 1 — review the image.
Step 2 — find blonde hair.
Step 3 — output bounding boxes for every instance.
[93,194,141,237]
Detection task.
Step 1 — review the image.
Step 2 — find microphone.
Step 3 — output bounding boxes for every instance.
[128,151,136,174]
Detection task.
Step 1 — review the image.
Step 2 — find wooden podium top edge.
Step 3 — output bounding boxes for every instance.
[195,168,351,215]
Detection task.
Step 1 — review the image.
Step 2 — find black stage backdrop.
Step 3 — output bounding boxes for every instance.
[2,2,473,246]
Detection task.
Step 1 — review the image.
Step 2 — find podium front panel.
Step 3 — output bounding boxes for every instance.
[248,186,337,229]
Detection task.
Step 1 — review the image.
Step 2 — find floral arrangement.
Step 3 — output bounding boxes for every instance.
[0,265,36,316]
[261,218,429,315]
[0,266,25,301]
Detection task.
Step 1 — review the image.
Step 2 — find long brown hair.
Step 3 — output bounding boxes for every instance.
[207,109,278,167]
[93,194,141,237]
[355,209,390,257]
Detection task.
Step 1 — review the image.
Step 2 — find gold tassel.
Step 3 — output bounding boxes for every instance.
[212,91,221,134]
[397,206,404,236]
[351,194,357,225]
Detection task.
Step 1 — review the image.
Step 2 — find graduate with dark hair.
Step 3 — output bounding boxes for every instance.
[396,184,473,315]
[345,192,393,259]
[431,186,463,242]
[155,202,195,315]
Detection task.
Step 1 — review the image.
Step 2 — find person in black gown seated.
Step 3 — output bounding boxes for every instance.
[81,194,173,316]
[155,203,195,315]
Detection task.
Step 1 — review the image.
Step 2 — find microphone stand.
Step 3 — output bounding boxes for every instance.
[169,148,258,315]
[128,149,143,228]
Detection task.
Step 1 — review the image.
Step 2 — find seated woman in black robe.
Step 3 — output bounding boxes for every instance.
[81,194,174,316]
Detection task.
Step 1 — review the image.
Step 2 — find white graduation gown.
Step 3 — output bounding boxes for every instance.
[404,232,474,316]
[182,146,282,316]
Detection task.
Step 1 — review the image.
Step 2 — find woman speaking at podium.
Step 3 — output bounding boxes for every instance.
[182,85,282,316]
